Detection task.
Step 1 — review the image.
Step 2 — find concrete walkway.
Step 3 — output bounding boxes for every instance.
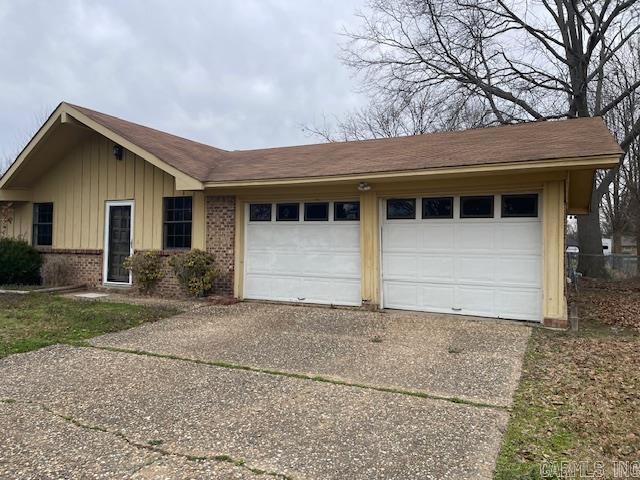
[0,303,531,479]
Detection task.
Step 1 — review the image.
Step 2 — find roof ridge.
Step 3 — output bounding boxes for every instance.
[228,116,605,154]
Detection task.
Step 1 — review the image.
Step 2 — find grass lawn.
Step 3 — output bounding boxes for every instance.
[495,279,640,479]
[0,294,179,358]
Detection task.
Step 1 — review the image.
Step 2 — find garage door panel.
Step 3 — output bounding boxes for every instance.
[420,224,455,251]
[420,255,455,281]
[301,278,361,305]
[382,253,419,279]
[421,284,456,311]
[496,288,542,320]
[246,225,279,247]
[383,225,419,250]
[244,252,278,275]
[455,285,496,317]
[383,282,418,310]
[495,256,542,287]
[455,256,496,283]
[498,223,541,253]
[244,206,361,306]
[384,281,455,311]
[455,224,496,251]
[382,195,542,322]
[383,254,455,282]
[303,253,360,277]
[332,225,360,247]
[244,274,273,298]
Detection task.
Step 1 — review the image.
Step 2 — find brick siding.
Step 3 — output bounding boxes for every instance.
[40,250,103,288]
[205,195,236,296]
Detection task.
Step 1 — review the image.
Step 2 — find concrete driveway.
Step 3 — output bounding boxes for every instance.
[0,302,531,479]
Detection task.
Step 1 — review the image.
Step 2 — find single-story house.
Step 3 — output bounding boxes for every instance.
[0,103,622,327]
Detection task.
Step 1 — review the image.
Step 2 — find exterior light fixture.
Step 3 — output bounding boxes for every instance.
[357,182,371,191]
[113,144,124,161]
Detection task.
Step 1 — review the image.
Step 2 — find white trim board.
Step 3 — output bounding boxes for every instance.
[102,200,134,286]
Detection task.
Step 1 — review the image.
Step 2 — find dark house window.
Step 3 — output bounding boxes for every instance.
[32,203,53,247]
[304,202,329,221]
[387,199,416,219]
[276,203,299,221]
[334,201,360,221]
[249,203,272,221]
[460,196,494,218]
[422,197,453,219]
[163,197,192,249]
[502,194,539,218]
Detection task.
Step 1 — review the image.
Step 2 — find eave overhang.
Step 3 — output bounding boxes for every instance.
[0,103,203,192]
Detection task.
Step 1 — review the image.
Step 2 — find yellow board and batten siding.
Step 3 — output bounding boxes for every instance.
[6,134,204,251]
[227,172,569,323]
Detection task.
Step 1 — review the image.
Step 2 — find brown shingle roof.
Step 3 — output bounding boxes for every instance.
[67,103,622,184]
[69,103,228,180]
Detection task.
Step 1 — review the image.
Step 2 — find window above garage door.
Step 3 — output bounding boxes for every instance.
[247,201,361,223]
[383,194,540,222]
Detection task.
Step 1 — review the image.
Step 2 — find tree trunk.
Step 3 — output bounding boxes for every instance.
[577,188,607,278]
[636,224,640,276]
[612,177,623,254]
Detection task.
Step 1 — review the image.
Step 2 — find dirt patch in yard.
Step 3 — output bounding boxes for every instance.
[495,279,640,479]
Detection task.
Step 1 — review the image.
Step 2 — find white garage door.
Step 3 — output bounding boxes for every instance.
[382,194,542,321]
[244,200,361,306]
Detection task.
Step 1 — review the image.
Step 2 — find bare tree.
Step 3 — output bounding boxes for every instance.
[609,41,640,260]
[305,87,490,141]
[338,0,640,276]
[600,170,631,251]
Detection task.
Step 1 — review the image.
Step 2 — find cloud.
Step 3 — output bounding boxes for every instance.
[0,0,366,160]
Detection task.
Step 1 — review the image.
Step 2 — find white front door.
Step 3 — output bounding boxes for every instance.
[243,201,361,306]
[381,194,542,321]
[103,200,134,285]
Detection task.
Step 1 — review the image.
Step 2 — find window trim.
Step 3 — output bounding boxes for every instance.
[460,195,495,219]
[421,197,454,219]
[32,202,53,247]
[501,193,539,218]
[386,198,416,220]
[303,202,329,221]
[163,196,193,250]
[276,202,300,222]
[334,201,360,221]
[249,203,272,222]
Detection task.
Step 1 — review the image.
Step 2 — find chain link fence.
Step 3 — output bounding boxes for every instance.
[566,253,640,291]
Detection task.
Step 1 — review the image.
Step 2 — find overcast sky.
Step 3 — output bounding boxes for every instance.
[0,0,367,162]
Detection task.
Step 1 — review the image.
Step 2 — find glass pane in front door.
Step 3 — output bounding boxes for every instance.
[107,205,131,283]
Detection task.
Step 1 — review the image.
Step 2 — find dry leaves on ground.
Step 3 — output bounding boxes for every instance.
[573,277,640,330]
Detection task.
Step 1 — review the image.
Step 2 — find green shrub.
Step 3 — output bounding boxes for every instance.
[169,249,219,297]
[41,256,73,287]
[0,238,42,285]
[122,251,165,294]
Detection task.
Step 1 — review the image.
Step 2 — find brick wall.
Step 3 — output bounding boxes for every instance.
[40,250,103,287]
[205,196,236,296]
[36,196,237,298]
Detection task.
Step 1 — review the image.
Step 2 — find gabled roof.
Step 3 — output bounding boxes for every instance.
[69,103,228,181]
[1,102,622,192]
